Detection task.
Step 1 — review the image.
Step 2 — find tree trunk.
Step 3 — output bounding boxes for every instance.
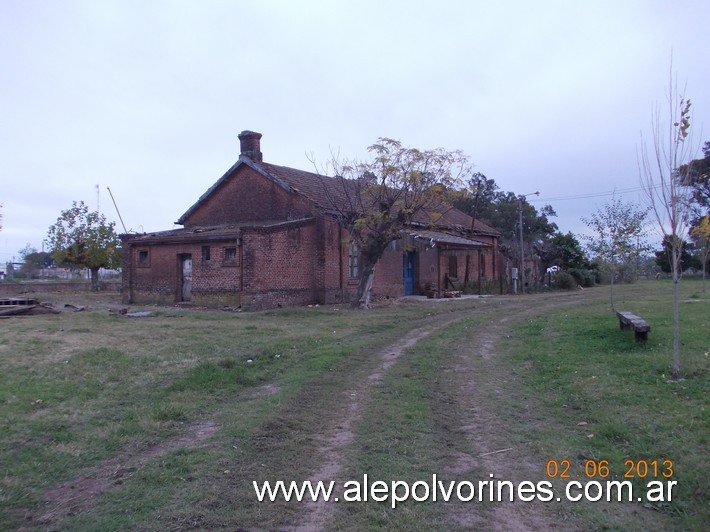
[90,267,100,291]
[609,253,616,312]
[671,247,681,379]
[353,264,376,309]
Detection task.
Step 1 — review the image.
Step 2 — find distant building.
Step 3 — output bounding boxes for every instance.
[121,131,502,310]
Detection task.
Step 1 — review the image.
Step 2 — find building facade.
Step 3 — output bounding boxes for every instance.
[121,131,502,310]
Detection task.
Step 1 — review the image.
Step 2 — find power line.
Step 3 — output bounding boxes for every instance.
[529,184,663,203]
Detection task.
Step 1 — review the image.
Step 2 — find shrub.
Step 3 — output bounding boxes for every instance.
[568,268,596,287]
[555,271,577,290]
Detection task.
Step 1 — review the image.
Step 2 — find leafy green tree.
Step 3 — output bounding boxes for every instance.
[581,198,650,310]
[323,138,469,308]
[549,232,588,269]
[448,172,499,223]
[654,236,695,273]
[680,140,709,222]
[45,201,121,290]
[18,244,54,279]
[690,215,710,291]
[451,180,558,283]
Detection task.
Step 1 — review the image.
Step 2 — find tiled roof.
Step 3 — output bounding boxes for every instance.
[177,155,500,237]
[255,161,500,236]
[256,161,355,214]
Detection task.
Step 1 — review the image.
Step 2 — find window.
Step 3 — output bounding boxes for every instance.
[348,244,360,278]
[223,247,238,266]
[202,245,211,261]
[479,252,486,277]
[448,255,458,278]
[137,250,149,267]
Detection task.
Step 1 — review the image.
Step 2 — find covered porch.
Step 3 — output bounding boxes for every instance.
[401,229,495,298]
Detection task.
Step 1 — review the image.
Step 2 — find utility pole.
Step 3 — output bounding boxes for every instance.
[518,191,540,294]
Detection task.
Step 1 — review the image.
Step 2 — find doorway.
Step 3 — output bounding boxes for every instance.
[180,254,192,302]
[403,251,416,296]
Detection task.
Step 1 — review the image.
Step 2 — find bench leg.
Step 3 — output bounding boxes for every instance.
[634,330,648,343]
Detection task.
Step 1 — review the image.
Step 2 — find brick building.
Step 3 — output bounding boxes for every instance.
[120,131,502,310]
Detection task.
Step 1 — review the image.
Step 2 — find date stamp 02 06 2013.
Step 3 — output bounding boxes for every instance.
[545,459,674,480]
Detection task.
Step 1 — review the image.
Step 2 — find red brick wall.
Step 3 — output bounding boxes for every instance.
[124,241,185,305]
[240,222,319,310]
[122,240,242,307]
[121,155,505,308]
[372,244,406,299]
[123,221,322,310]
[182,166,314,228]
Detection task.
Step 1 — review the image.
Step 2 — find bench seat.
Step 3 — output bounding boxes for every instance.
[616,311,650,343]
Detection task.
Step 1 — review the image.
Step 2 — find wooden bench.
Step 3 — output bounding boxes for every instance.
[616,311,650,343]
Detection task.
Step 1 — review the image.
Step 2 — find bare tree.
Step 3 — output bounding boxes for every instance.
[638,74,697,379]
[313,138,470,308]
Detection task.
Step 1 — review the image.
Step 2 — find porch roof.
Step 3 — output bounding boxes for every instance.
[120,218,315,245]
[405,230,492,250]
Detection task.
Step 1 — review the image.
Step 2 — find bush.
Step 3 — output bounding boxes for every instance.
[555,271,577,290]
[568,268,596,287]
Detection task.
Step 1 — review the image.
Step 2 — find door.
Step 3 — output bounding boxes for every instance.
[181,255,192,301]
[403,251,415,296]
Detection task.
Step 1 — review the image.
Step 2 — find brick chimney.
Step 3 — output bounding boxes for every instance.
[238,130,263,162]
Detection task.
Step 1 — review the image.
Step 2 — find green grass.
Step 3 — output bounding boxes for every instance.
[0,293,458,529]
[504,280,708,529]
[0,283,707,530]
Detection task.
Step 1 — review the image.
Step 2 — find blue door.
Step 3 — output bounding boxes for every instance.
[403,252,415,295]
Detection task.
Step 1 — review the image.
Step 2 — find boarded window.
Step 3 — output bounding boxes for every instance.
[349,244,360,278]
[479,252,486,277]
[202,245,211,261]
[223,247,238,266]
[448,255,458,278]
[137,250,149,267]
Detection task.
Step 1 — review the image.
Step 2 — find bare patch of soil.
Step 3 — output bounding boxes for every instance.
[445,296,586,531]
[239,382,282,401]
[293,319,463,531]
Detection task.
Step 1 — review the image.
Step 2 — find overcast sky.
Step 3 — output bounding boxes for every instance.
[1,0,709,264]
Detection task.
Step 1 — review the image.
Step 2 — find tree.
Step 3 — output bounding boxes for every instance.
[680,140,710,223]
[448,172,499,224]
[45,201,121,290]
[451,180,558,289]
[638,74,697,379]
[654,236,695,273]
[690,215,710,291]
[318,138,469,308]
[581,198,650,310]
[18,244,54,279]
[549,232,588,270]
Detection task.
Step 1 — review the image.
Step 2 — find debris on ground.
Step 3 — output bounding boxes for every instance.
[124,311,155,318]
[0,298,61,317]
[64,303,86,312]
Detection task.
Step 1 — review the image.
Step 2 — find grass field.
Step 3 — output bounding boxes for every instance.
[0,281,707,530]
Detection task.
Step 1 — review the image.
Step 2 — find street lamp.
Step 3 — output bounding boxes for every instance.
[518,191,540,294]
